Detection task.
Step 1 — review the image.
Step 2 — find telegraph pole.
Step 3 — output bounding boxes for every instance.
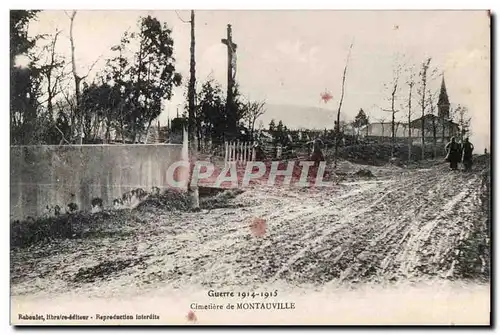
[221,24,238,140]
[187,10,200,209]
[174,10,198,208]
[188,10,196,144]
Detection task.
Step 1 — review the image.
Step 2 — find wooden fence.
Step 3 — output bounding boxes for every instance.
[201,141,291,163]
[224,141,256,165]
[258,144,284,160]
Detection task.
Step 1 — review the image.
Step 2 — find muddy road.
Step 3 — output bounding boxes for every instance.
[11,159,490,300]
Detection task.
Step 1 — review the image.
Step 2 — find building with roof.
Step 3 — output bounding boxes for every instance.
[360,76,460,143]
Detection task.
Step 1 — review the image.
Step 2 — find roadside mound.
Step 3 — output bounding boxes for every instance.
[335,143,441,166]
[135,189,191,211]
[10,210,132,249]
[11,187,247,250]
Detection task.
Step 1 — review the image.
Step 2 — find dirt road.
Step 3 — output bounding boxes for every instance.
[11,159,490,300]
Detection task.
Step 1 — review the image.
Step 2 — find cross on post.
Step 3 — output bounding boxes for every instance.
[221,24,238,139]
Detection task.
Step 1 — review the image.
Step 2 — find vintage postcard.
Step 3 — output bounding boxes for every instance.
[10,9,491,325]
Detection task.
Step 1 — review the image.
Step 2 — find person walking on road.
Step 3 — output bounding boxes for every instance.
[445,137,461,170]
[461,137,474,172]
[310,139,325,167]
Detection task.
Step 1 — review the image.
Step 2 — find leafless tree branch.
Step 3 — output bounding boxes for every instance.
[55,124,71,145]
[333,41,354,168]
[81,56,102,80]
[175,10,191,24]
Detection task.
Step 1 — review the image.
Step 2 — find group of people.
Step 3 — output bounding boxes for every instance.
[445,137,475,171]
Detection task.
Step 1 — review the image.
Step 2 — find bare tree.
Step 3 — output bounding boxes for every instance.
[363,109,373,137]
[426,88,439,158]
[382,58,403,158]
[65,10,100,144]
[441,97,446,145]
[334,41,354,168]
[38,29,66,117]
[66,11,83,144]
[376,117,387,141]
[456,105,472,141]
[416,57,437,160]
[448,104,457,141]
[174,10,199,209]
[244,100,266,141]
[404,64,416,161]
[395,120,402,138]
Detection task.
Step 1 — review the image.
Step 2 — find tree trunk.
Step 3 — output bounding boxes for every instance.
[389,77,398,158]
[144,119,152,144]
[91,114,100,141]
[419,60,431,161]
[391,112,395,158]
[408,123,412,162]
[251,118,257,142]
[45,30,61,119]
[432,117,437,158]
[197,121,202,151]
[408,83,413,161]
[68,11,83,144]
[188,10,197,143]
[119,105,125,143]
[105,119,111,143]
[47,75,53,116]
[187,10,199,210]
[334,43,353,169]
[421,108,425,160]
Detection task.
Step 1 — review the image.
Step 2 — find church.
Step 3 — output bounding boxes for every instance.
[409,75,461,143]
[361,76,460,143]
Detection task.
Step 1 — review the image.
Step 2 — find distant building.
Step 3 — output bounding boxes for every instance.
[410,76,460,141]
[360,122,410,139]
[409,114,460,140]
[360,76,460,143]
[360,119,459,143]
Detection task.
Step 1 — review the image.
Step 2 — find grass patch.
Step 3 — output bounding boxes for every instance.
[199,188,245,210]
[10,211,132,249]
[73,257,147,283]
[134,189,192,212]
[335,143,442,166]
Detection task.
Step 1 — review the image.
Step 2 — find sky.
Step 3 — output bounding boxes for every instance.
[27,10,490,150]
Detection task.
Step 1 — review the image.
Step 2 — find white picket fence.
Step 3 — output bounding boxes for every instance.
[224,141,256,165]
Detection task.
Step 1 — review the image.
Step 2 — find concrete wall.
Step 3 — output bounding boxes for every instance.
[10,144,186,221]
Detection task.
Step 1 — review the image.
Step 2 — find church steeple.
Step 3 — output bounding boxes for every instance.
[437,75,450,119]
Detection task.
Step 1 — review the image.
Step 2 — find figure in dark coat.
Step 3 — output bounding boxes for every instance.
[310,139,325,167]
[461,137,474,171]
[253,142,264,161]
[445,137,461,170]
